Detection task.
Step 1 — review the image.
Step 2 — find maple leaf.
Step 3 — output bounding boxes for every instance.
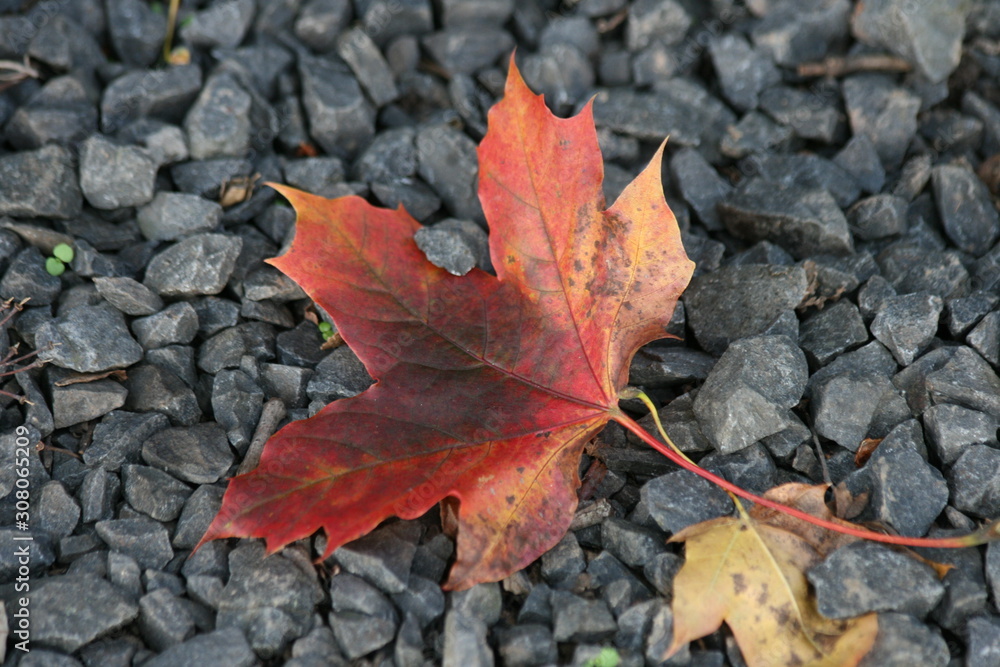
[665,484,880,667]
[199,59,694,588]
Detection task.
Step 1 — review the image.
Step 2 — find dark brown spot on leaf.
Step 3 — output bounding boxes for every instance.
[731,572,746,594]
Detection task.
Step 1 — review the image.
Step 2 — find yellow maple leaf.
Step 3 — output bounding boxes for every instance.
[664,484,879,667]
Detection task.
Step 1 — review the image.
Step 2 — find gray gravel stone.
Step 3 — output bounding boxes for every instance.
[79,134,157,209]
[809,342,900,450]
[36,304,143,373]
[198,322,276,373]
[417,124,483,222]
[0,145,82,219]
[170,158,253,199]
[891,153,933,201]
[759,84,841,143]
[121,464,191,522]
[332,523,418,595]
[293,0,352,52]
[847,194,907,241]
[78,468,120,524]
[615,599,660,655]
[868,421,948,536]
[684,264,807,356]
[5,83,97,151]
[92,276,163,316]
[497,624,558,667]
[35,481,80,540]
[708,33,781,112]
[337,27,398,107]
[968,310,1000,366]
[799,300,869,365]
[359,0,433,46]
[95,517,173,569]
[669,147,732,232]
[192,297,241,337]
[541,531,585,588]
[49,371,128,429]
[33,575,139,653]
[809,541,944,618]
[870,293,944,366]
[601,517,666,568]
[920,543,989,632]
[125,364,202,426]
[173,485,225,550]
[877,242,969,299]
[83,410,170,472]
[451,581,502,626]
[329,609,397,660]
[1,247,61,306]
[144,233,243,298]
[834,133,886,194]
[949,445,1000,519]
[891,345,961,415]
[931,164,1000,258]
[843,74,920,170]
[132,302,199,350]
[642,470,734,535]
[300,56,375,159]
[391,575,445,631]
[142,422,233,484]
[138,192,223,242]
[307,346,374,403]
[987,543,1000,617]
[551,590,618,642]
[423,26,513,76]
[353,126,417,184]
[923,403,997,465]
[274,322,326,368]
[442,610,493,667]
[693,335,807,454]
[518,583,553,625]
[964,90,1000,156]
[282,157,345,199]
[925,346,1000,419]
[138,587,196,651]
[626,0,690,50]
[184,73,252,160]
[180,0,255,49]
[857,612,949,667]
[746,152,861,209]
[702,442,777,495]
[212,369,264,451]
[519,43,595,111]
[751,0,851,67]
[218,543,324,658]
[415,218,488,276]
[100,65,202,133]
[143,627,256,667]
[719,111,793,159]
[592,80,735,160]
[966,616,1000,667]
[106,0,164,67]
[852,0,968,83]
[628,346,714,388]
[439,0,512,27]
[144,344,197,388]
[643,552,683,599]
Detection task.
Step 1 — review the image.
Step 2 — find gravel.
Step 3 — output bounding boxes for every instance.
[4,1,999,664]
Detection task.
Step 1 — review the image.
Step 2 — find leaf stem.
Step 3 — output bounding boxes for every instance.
[614,387,1000,549]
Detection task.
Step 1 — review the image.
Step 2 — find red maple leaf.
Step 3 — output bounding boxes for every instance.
[200,59,1000,590]
[200,60,693,588]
